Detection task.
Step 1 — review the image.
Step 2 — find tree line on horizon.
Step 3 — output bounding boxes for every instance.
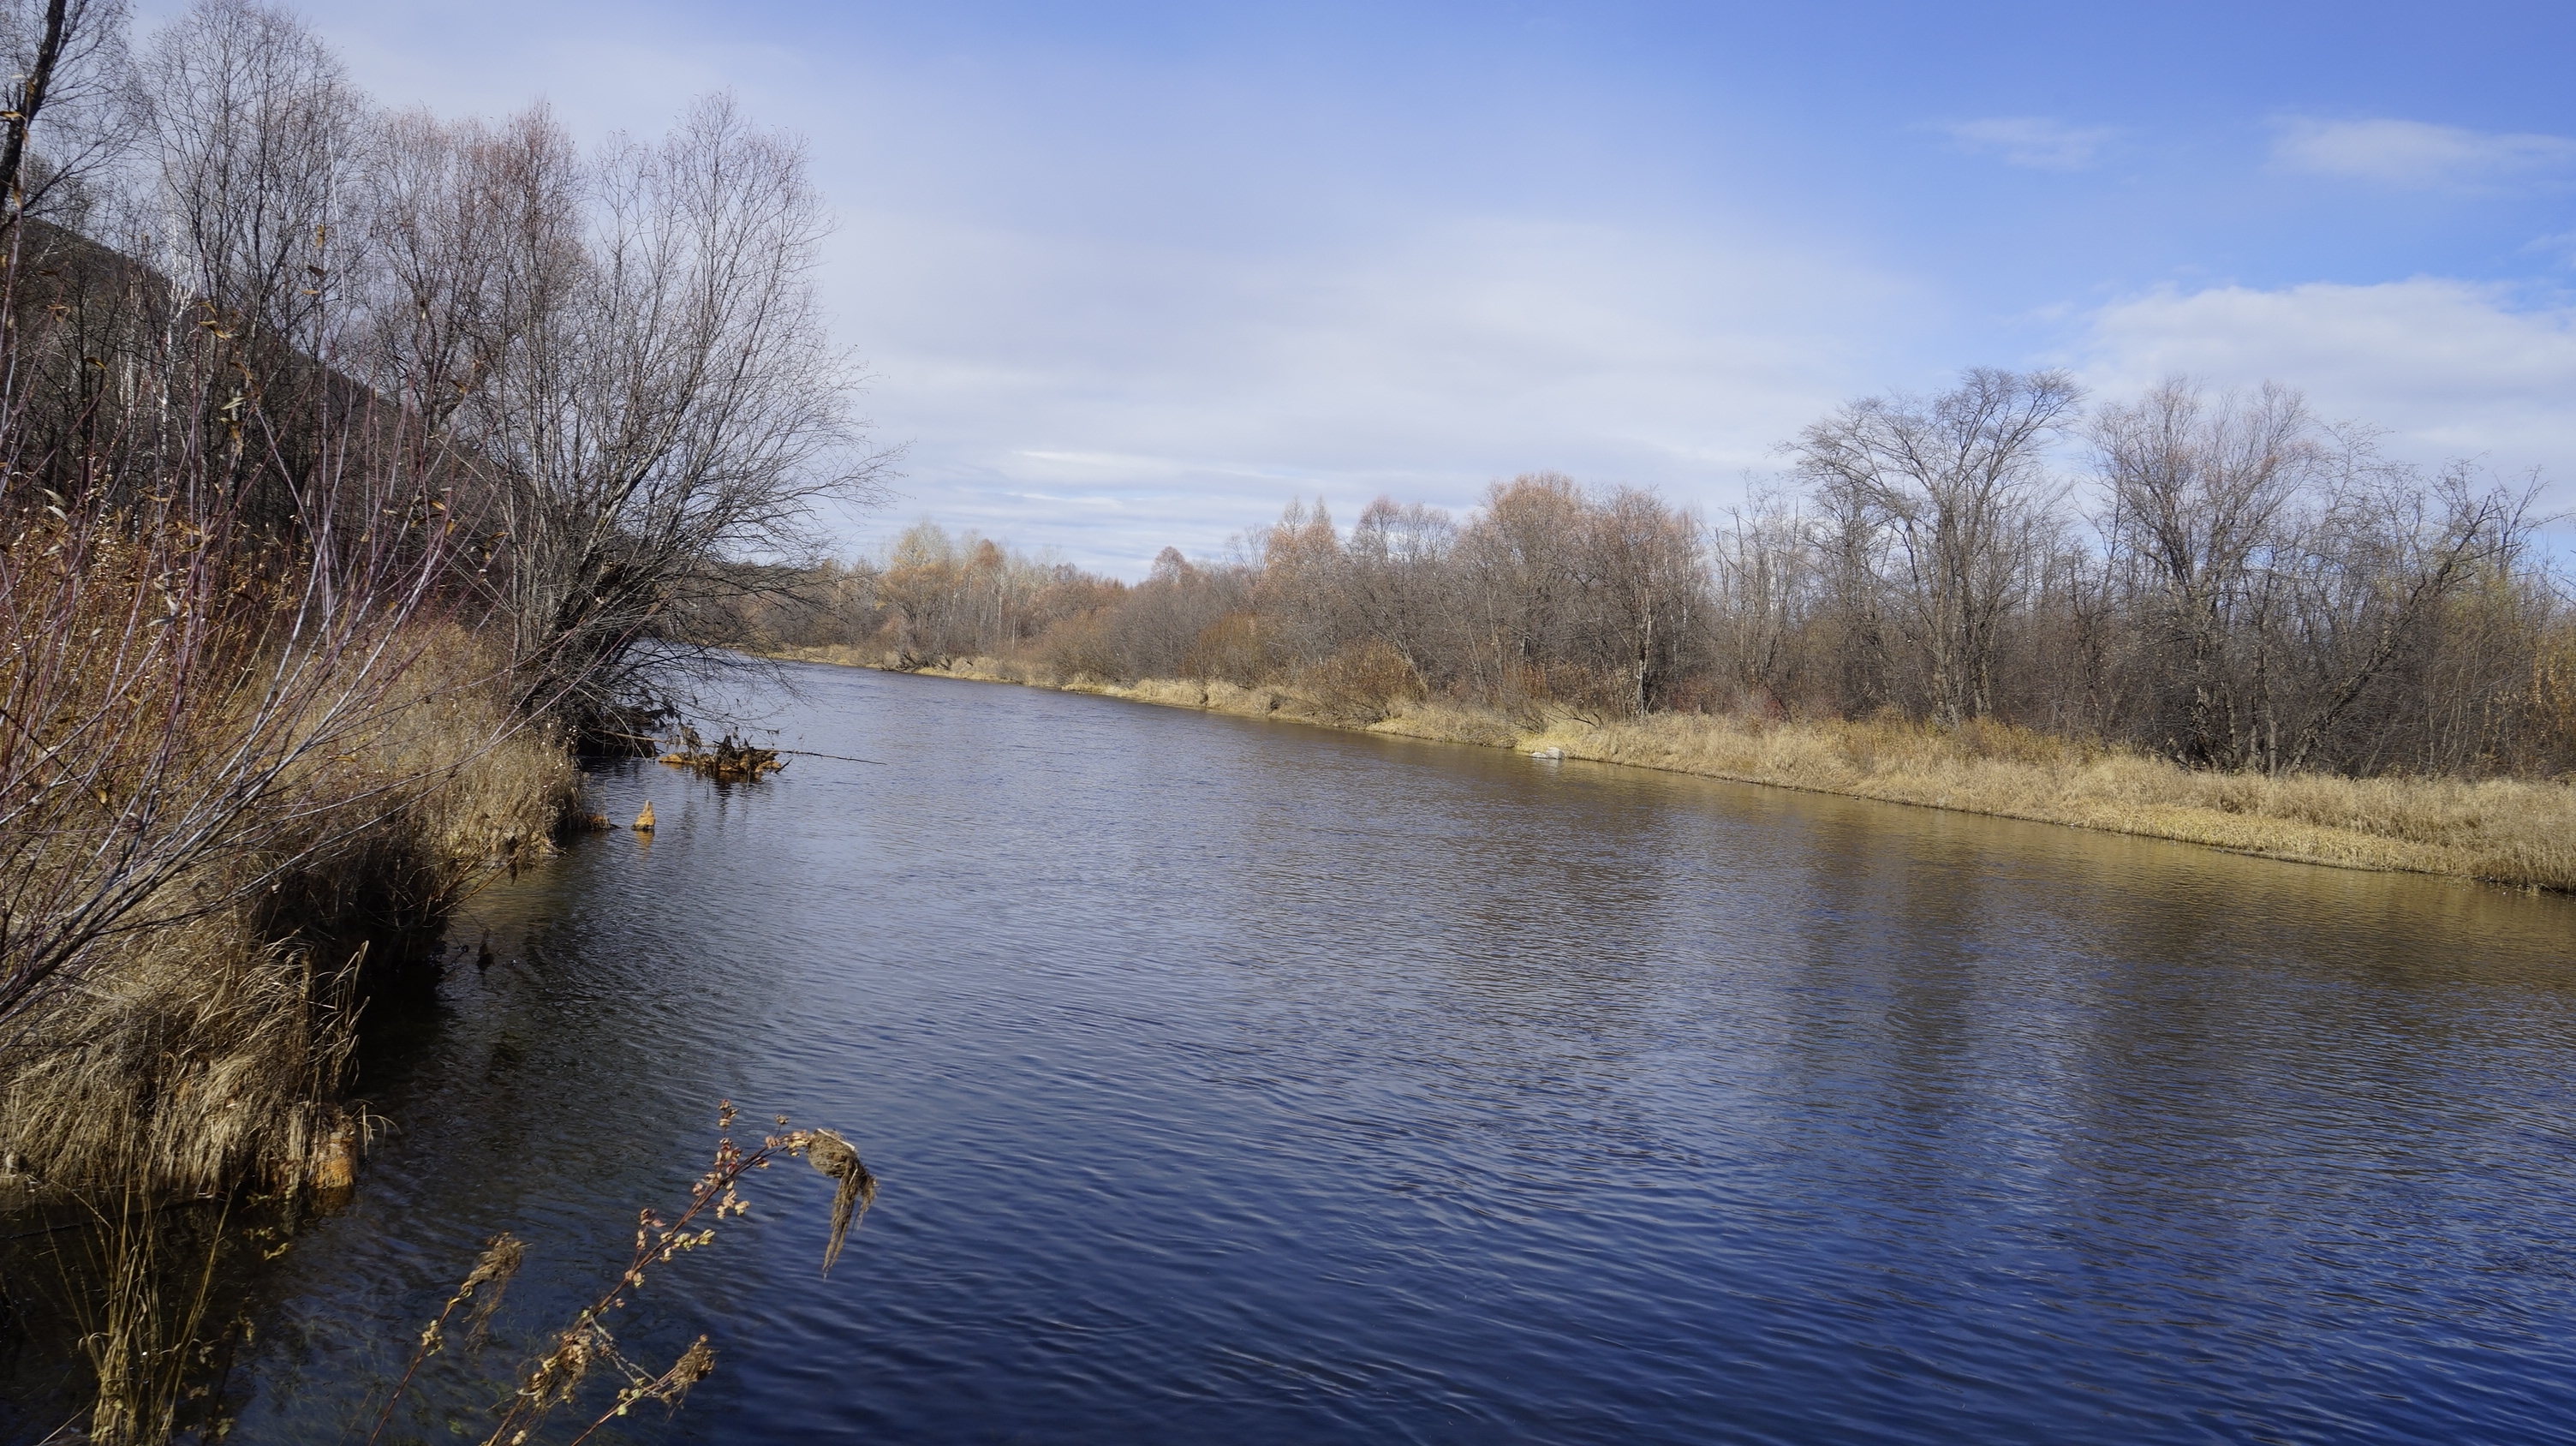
[742,368,2573,781]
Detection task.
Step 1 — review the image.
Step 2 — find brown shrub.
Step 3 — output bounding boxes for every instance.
[0,630,580,1198]
[1297,641,1426,724]
[1182,612,1278,686]
[1040,609,1126,682]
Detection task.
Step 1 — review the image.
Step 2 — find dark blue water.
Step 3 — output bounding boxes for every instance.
[232,664,2576,1444]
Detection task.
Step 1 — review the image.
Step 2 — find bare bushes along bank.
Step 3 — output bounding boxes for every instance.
[1,0,885,1431]
[3,0,874,1214]
[738,370,2575,890]
[778,649,2576,893]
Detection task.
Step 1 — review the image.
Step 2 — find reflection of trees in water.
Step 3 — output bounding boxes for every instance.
[1750,796,2576,1340]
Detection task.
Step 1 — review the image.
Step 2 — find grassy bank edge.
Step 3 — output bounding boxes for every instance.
[2,644,595,1203]
[772,645,2576,894]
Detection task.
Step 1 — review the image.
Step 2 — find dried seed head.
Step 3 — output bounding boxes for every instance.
[803,1128,876,1276]
[532,1328,595,1407]
[656,1335,716,1407]
[463,1233,526,1295]
[462,1232,527,1343]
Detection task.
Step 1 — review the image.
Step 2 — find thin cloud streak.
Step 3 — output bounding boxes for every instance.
[1935,117,2117,170]
[2272,117,2576,188]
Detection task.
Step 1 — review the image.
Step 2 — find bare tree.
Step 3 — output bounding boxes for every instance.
[440,93,892,736]
[2268,463,2537,774]
[1709,488,1816,714]
[1346,495,1457,681]
[1256,498,1345,664]
[361,105,574,445]
[1792,368,2083,725]
[1110,546,1241,680]
[0,0,132,224]
[2088,379,2543,773]
[2090,379,2322,766]
[1583,486,1702,716]
[116,0,375,545]
[1456,473,1589,702]
[139,0,365,361]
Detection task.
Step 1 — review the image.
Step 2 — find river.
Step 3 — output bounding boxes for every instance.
[226,662,2576,1443]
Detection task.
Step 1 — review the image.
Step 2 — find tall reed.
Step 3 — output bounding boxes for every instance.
[0,206,580,1438]
[365,1103,875,1446]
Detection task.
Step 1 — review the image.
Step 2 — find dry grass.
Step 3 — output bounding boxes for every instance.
[0,929,355,1200]
[0,629,583,1200]
[395,630,589,892]
[0,623,587,1445]
[779,646,2576,892]
[1547,712,2576,893]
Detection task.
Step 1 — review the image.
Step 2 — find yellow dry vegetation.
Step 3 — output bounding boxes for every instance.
[778,645,2576,893]
[1548,713,2576,893]
[2,629,582,1198]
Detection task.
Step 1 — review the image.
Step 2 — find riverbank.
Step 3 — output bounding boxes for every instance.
[774,646,2576,893]
[195,656,2576,1444]
[0,620,598,1439]
[0,636,589,1203]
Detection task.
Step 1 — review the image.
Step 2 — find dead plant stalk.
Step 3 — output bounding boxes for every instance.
[364,1102,874,1446]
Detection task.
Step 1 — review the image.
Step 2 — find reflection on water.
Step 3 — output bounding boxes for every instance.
[218,665,2573,1443]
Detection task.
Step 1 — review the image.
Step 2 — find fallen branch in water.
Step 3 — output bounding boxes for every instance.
[657,735,889,774]
[655,732,784,782]
[769,747,886,765]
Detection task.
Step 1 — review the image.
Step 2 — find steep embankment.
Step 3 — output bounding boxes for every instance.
[775,646,2576,893]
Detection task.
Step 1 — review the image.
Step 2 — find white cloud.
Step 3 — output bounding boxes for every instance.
[1935,117,2115,170]
[2272,117,2576,188]
[2078,278,2576,484]
[205,3,1934,576]
[2525,230,2576,268]
[832,213,1926,572]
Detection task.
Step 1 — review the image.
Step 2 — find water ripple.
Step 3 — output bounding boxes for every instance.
[228,666,2576,1444]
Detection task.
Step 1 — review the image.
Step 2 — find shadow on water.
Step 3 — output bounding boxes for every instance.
[31,661,2574,1444]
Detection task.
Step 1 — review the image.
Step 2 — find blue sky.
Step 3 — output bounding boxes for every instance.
[191,0,2576,572]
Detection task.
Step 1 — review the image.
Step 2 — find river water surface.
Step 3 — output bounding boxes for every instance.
[231,664,2576,1443]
